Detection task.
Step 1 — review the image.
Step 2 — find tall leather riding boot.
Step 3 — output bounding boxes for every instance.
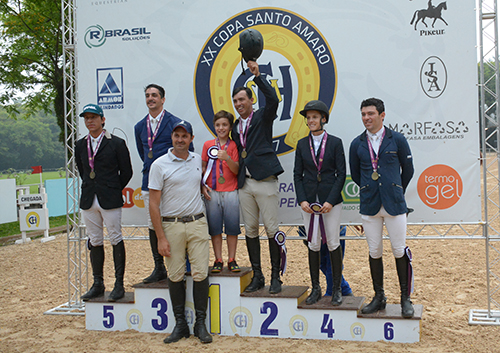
[306,249,321,304]
[361,256,387,314]
[268,238,282,294]
[143,229,168,283]
[244,237,265,292]
[108,240,126,302]
[81,245,105,301]
[396,255,414,318]
[164,279,190,344]
[330,246,343,306]
[193,278,213,344]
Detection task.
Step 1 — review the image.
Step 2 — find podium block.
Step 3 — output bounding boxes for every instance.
[85,267,422,343]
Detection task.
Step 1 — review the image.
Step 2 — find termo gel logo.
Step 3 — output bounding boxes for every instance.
[417,164,463,210]
[194,7,337,155]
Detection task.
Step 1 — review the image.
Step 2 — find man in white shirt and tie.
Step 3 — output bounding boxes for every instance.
[134,84,193,284]
[349,97,415,318]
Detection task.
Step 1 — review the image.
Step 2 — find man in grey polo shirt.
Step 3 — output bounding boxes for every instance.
[149,120,212,344]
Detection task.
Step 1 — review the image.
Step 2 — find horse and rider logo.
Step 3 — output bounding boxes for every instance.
[410,1,448,30]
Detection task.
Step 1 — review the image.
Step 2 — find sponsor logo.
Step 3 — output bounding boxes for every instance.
[410,0,448,35]
[389,120,469,141]
[342,176,360,205]
[350,322,365,339]
[289,315,308,336]
[97,68,124,110]
[185,302,195,325]
[84,24,151,48]
[122,187,145,208]
[420,56,447,99]
[417,164,462,209]
[26,211,40,228]
[194,7,337,156]
[126,309,143,329]
[229,306,252,334]
[91,0,128,6]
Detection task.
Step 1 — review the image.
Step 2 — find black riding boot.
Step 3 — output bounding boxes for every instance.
[396,255,414,318]
[143,229,168,283]
[81,245,105,301]
[193,278,213,343]
[269,238,282,294]
[108,240,126,301]
[244,237,265,292]
[305,249,321,304]
[330,246,343,306]
[361,256,387,314]
[164,279,190,343]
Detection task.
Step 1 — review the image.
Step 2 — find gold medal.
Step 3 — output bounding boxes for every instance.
[317,174,322,182]
[90,171,96,179]
[218,176,225,184]
[241,150,247,158]
[372,171,379,181]
[148,150,153,159]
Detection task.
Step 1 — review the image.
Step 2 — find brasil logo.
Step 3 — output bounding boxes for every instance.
[194,7,337,155]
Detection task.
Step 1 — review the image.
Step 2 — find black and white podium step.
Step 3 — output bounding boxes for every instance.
[85,268,422,343]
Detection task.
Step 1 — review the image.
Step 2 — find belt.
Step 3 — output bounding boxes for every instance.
[162,213,204,223]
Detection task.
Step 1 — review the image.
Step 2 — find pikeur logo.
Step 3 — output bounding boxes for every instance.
[410,1,448,36]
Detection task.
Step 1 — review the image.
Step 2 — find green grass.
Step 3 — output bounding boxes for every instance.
[0,214,68,238]
[0,170,66,193]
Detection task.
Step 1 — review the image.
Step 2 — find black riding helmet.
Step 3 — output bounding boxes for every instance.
[238,29,264,75]
[299,100,330,123]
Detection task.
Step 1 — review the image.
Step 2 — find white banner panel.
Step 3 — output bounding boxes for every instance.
[75,0,480,225]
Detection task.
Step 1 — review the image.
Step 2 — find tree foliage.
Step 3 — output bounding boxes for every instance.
[0,106,64,170]
[0,0,64,140]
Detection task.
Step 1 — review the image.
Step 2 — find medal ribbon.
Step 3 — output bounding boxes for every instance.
[274,231,287,275]
[406,246,414,295]
[202,145,219,189]
[146,110,165,157]
[367,129,386,176]
[216,138,229,184]
[86,131,105,174]
[307,202,327,245]
[308,132,328,181]
[238,111,254,152]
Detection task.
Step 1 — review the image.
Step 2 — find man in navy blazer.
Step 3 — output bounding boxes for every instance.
[349,97,415,318]
[134,84,193,284]
[76,103,133,302]
[231,60,284,294]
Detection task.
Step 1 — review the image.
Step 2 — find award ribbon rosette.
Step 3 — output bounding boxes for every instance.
[308,202,327,245]
[406,246,414,295]
[274,231,287,275]
[202,145,219,189]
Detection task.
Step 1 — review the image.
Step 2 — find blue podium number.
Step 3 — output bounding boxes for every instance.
[321,314,335,338]
[103,305,114,328]
[384,322,394,340]
[151,298,168,331]
[260,301,279,336]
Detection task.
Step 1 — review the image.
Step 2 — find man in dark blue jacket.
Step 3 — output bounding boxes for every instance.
[135,84,193,283]
[231,60,284,294]
[349,97,415,318]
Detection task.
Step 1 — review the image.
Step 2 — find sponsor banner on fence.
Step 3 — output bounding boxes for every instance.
[76,0,480,225]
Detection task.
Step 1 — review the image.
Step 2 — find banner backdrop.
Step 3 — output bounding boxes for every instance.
[76,0,481,226]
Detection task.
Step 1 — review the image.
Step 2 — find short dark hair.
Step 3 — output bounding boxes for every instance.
[232,86,252,99]
[213,110,235,128]
[145,84,165,99]
[360,98,385,114]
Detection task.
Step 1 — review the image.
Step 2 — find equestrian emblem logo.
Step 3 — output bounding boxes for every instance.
[410,1,448,31]
[194,7,337,155]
